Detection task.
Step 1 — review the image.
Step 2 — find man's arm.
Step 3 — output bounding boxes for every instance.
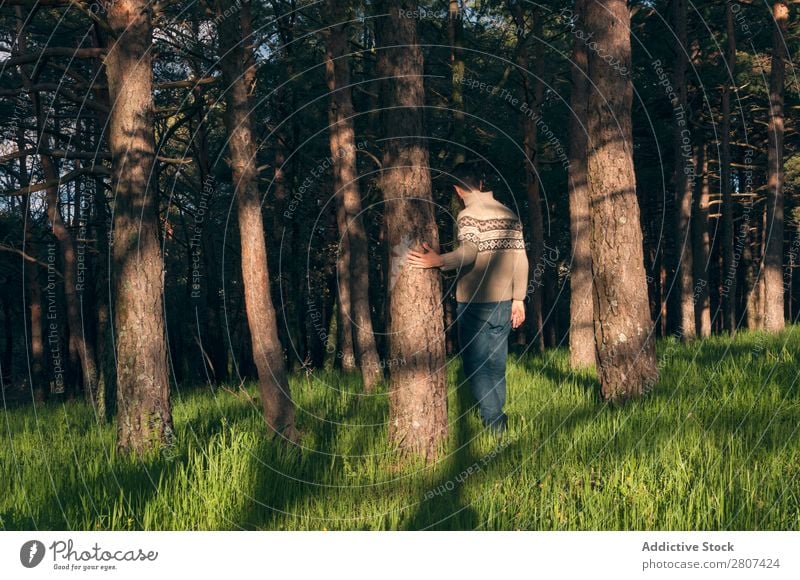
[406,240,478,270]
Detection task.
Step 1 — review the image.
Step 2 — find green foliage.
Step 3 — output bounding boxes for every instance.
[3,327,800,530]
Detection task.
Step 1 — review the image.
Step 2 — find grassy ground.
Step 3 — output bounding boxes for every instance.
[2,327,800,530]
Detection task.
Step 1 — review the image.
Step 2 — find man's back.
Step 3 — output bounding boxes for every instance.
[441,190,529,304]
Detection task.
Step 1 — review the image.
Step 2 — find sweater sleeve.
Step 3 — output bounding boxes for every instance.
[511,248,529,301]
[440,214,479,272]
[439,240,478,272]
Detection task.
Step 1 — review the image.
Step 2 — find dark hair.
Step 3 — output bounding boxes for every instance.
[451,162,483,192]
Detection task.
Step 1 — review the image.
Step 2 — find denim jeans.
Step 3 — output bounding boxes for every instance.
[456,300,512,433]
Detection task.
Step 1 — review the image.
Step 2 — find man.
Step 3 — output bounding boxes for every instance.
[407,163,529,433]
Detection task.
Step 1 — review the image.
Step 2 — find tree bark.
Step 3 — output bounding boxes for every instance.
[764,0,788,332]
[324,0,382,390]
[567,0,594,368]
[215,0,297,440]
[376,0,448,460]
[103,0,173,454]
[691,144,711,337]
[672,0,695,340]
[585,0,658,400]
[720,2,737,333]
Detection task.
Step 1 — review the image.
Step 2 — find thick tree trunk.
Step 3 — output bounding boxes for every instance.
[585,0,658,400]
[104,0,173,454]
[764,0,788,332]
[691,144,711,337]
[215,0,297,439]
[376,0,448,460]
[324,1,382,390]
[672,0,695,340]
[567,0,594,369]
[720,3,737,333]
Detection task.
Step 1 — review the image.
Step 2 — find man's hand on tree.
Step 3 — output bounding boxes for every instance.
[407,242,444,269]
[511,299,526,329]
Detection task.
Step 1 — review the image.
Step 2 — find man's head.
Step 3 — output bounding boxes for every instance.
[451,163,484,199]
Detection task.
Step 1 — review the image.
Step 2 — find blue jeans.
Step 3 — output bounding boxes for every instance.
[456,300,512,433]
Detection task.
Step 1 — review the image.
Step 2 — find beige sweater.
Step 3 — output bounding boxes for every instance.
[439,190,529,303]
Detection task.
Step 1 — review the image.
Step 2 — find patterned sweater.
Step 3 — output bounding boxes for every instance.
[439,189,529,303]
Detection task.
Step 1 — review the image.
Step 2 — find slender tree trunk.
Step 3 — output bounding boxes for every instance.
[376,0,448,460]
[215,0,297,439]
[15,112,46,399]
[511,5,544,351]
[103,0,173,454]
[672,0,695,340]
[692,144,711,337]
[324,0,382,389]
[449,0,465,166]
[15,7,99,406]
[2,289,12,381]
[567,0,594,368]
[585,0,658,400]
[720,3,737,333]
[764,0,788,332]
[335,201,357,371]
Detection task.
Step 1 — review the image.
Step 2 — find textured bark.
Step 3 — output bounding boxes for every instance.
[720,3,737,333]
[324,2,382,389]
[672,0,694,340]
[376,0,448,460]
[691,144,711,337]
[104,0,173,454]
[746,201,766,329]
[764,0,788,332]
[216,0,297,439]
[585,0,658,400]
[567,0,595,369]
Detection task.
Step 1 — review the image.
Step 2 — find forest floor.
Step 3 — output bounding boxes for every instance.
[2,327,800,530]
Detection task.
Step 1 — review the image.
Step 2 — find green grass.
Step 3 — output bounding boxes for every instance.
[2,326,800,530]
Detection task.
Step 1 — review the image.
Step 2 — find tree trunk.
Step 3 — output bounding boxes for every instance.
[104,0,173,454]
[585,0,658,400]
[448,0,465,166]
[764,0,788,332]
[16,111,46,399]
[511,4,545,352]
[691,144,711,337]
[720,2,737,333]
[15,7,100,407]
[335,201,357,371]
[672,0,695,340]
[324,0,382,390]
[567,0,594,368]
[215,0,297,440]
[376,0,448,460]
